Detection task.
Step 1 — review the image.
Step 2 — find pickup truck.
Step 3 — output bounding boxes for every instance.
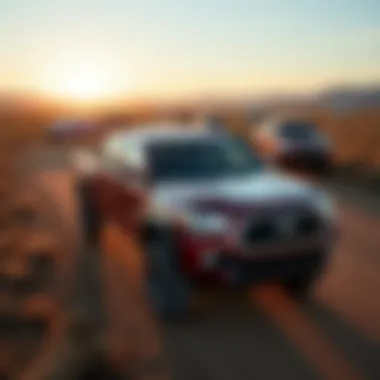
[75,122,337,316]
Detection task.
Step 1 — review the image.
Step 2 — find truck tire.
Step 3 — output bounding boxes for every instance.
[285,266,323,298]
[285,254,326,298]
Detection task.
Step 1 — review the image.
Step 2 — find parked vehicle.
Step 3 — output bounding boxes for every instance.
[76,122,337,316]
[250,118,333,172]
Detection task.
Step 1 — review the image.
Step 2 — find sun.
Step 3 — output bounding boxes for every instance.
[39,53,132,103]
[55,65,112,101]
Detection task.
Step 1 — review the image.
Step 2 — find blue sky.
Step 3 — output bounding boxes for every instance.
[1,0,380,100]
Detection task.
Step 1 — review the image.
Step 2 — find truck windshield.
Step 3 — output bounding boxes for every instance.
[147,137,263,182]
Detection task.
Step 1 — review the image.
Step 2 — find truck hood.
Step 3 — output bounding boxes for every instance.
[152,171,315,212]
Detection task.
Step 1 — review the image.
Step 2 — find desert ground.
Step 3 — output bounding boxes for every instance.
[1,106,380,379]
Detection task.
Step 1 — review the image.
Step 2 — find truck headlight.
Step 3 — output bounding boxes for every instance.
[183,212,230,235]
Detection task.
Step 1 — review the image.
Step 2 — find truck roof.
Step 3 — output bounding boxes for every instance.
[104,122,214,147]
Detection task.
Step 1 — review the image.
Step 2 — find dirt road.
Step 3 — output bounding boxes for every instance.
[23,148,380,380]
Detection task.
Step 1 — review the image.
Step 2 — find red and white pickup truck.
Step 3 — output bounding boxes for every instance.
[75,123,337,316]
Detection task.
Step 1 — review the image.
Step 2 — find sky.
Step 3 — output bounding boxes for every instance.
[1,0,380,102]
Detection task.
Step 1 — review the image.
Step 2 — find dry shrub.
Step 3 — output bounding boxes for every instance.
[316,108,380,170]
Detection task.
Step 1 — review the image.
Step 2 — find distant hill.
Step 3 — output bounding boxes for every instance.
[192,84,380,115]
[313,84,380,111]
[240,84,380,115]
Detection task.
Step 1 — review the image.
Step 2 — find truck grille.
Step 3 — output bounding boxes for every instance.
[244,220,278,243]
[243,210,320,246]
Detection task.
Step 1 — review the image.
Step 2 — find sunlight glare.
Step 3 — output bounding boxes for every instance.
[39,52,133,103]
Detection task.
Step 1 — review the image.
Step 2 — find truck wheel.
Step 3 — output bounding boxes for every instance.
[76,179,102,249]
[144,230,191,318]
[285,272,317,298]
